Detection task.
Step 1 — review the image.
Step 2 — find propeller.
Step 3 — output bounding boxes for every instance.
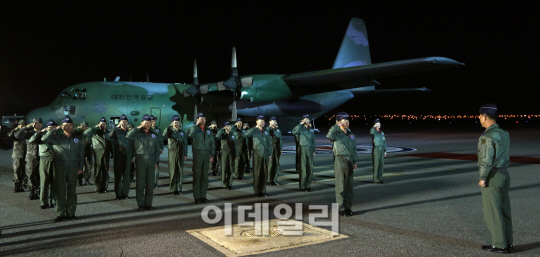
[220,47,253,100]
[183,60,209,104]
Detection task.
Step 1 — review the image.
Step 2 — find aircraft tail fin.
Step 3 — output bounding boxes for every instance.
[332,18,371,69]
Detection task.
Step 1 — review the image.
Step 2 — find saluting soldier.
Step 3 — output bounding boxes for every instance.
[209,121,221,176]
[128,123,136,182]
[16,117,43,200]
[187,112,215,203]
[327,112,357,216]
[217,121,237,190]
[30,119,57,209]
[163,115,188,195]
[74,122,93,186]
[126,114,162,211]
[370,118,387,184]
[149,115,164,187]
[108,114,133,200]
[42,116,84,221]
[9,119,29,192]
[245,115,272,197]
[267,117,282,186]
[84,117,112,193]
[292,114,316,192]
[477,104,513,253]
[231,118,247,180]
[242,123,252,174]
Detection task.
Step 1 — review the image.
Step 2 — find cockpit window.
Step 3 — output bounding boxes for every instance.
[60,88,86,100]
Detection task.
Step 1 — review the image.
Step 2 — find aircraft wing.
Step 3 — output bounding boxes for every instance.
[282,57,463,96]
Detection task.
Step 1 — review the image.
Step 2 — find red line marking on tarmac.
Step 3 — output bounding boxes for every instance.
[402,152,540,165]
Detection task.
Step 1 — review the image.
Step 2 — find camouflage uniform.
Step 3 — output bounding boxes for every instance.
[9,126,28,191]
[17,126,41,196]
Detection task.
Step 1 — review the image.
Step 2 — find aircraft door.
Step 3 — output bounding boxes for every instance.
[150,107,161,127]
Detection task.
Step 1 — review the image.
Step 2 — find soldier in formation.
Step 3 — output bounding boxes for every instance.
[163,115,188,195]
[187,112,215,203]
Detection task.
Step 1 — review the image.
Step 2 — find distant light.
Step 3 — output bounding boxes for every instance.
[516,121,518,124]
[450,122,451,124]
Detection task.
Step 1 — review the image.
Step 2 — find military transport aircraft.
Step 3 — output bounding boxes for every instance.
[26,18,463,132]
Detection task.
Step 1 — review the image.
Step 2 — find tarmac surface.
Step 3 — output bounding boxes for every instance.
[1,125,539,256]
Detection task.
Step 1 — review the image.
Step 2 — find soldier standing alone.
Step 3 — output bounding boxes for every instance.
[326,112,357,216]
[477,104,513,253]
[370,118,386,184]
[292,114,316,192]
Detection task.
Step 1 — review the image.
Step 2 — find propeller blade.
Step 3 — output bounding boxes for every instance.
[193,105,198,122]
[232,47,237,68]
[231,100,237,121]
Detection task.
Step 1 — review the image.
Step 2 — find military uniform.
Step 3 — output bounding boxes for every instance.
[326,117,358,213]
[163,124,188,193]
[16,122,42,199]
[73,123,93,185]
[478,122,513,250]
[243,125,253,174]
[231,123,247,180]
[292,120,316,191]
[187,117,215,203]
[150,117,164,187]
[42,117,84,220]
[109,118,133,199]
[245,120,271,196]
[126,117,161,209]
[84,122,112,192]
[217,125,237,189]
[30,120,56,208]
[370,125,386,183]
[209,124,221,176]
[267,124,282,185]
[9,122,28,191]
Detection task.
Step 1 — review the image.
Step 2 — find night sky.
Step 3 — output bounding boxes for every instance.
[1,1,537,117]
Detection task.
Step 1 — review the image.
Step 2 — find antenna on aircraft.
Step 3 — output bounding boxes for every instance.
[114,76,120,82]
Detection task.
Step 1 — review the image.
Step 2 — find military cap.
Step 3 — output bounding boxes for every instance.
[302,114,309,119]
[256,114,265,120]
[373,118,380,124]
[337,112,350,121]
[236,118,242,122]
[142,114,151,121]
[243,123,249,127]
[47,119,57,127]
[62,115,73,124]
[119,114,128,121]
[224,121,230,126]
[149,115,156,121]
[171,115,180,121]
[479,103,497,115]
[33,117,43,123]
[99,117,106,123]
[18,120,27,125]
[80,121,89,127]
[211,120,217,125]
[270,116,277,121]
[197,112,205,118]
